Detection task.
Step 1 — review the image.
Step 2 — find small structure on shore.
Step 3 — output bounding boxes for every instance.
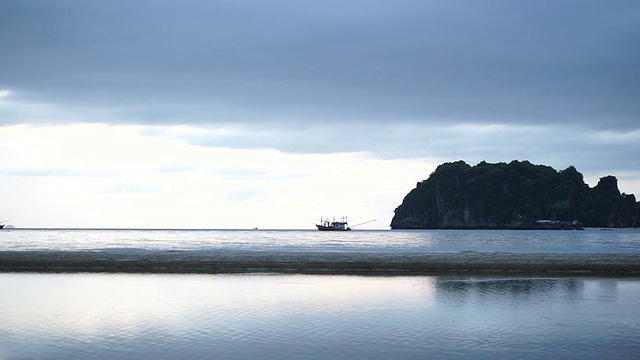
[535,220,584,230]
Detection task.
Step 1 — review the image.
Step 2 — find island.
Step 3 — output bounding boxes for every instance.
[391,160,640,230]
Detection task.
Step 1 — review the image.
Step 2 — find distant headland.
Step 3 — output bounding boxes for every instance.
[390,160,640,230]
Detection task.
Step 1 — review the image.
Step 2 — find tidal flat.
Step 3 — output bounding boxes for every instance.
[1,250,639,274]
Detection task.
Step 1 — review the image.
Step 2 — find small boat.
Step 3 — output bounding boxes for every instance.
[316,217,351,231]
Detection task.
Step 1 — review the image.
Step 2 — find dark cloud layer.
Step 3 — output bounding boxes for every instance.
[1,0,638,130]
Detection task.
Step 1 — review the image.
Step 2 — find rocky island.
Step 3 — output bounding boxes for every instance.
[391,160,640,230]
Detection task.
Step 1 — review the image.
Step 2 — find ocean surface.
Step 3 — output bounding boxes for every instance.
[0,228,638,254]
[1,229,638,359]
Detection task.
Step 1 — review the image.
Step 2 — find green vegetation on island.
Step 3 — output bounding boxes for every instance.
[390,160,640,229]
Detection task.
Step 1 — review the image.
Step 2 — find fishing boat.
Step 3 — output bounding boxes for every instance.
[316,216,351,231]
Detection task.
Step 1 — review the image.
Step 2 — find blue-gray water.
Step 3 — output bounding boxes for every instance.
[0,229,638,359]
[0,228,638,253]
[0,273,638,360]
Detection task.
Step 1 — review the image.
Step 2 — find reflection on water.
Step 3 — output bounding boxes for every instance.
[0,274,638,360]
[435,276,585,301]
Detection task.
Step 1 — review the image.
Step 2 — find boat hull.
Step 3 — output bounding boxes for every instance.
[316,225,351,231]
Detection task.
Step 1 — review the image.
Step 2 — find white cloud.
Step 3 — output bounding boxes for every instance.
[101,182,163,194]
[0,122,637,229]
[226,187,270,203]
[0,124,436,229]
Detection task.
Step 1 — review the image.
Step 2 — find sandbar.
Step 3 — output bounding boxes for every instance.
[1,250,639,275]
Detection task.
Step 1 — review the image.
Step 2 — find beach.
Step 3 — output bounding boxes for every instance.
[1,250,639,274]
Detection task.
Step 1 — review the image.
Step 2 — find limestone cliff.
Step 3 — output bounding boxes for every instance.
[390,160,640,229]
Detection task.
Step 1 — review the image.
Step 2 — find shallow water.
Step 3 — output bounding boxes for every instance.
[0,273,638,359]
[0,228,638,253]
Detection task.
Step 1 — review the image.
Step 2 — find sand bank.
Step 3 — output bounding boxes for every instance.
[1,250,639,275]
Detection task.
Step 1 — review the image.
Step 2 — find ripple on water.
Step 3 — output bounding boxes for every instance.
[0,274,638,360]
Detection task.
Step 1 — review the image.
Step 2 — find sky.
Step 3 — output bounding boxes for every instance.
[0,0,638,229]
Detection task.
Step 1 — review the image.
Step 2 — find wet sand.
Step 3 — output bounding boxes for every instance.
[1,250,639,275]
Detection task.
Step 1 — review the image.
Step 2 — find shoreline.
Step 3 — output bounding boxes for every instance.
[1,250,639,275]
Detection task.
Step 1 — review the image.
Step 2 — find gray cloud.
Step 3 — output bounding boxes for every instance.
[169,121,638,175]
[0,0,637,130]
[0,0,637,182]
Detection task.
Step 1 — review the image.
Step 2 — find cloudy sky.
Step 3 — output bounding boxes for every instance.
[0,0,638,229]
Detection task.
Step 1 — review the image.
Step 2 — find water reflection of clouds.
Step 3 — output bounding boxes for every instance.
[1,274,638,360]
[0,274,198,338]
[0,273,437,340]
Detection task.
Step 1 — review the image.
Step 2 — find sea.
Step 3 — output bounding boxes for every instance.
[0,228,639,359]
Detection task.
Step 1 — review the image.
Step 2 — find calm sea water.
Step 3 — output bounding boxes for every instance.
[0,228,638,254]
[1,229,638,359]
[0,273,638,360]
